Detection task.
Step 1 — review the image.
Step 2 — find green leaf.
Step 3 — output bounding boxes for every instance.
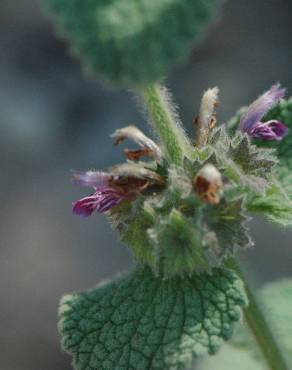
[209,127,277,193]
[149,209,209,275]
[121,201,156,266]
[44,0,221,87]
[59,267,247,370]
[204,198,253,260]
[246,182,292,227]
[246,167,292,227]
[277,162,292,195]
[196,279,292,370]
[229,134,276,181]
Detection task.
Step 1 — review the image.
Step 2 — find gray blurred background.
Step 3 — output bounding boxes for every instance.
[0,1,292,369]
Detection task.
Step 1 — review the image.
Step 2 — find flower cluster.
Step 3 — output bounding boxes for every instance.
[72,85,288,276]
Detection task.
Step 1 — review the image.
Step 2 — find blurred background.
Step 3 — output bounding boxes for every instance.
[0,1,292,369]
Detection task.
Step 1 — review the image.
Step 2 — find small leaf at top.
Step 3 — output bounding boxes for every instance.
[59,267,247,370]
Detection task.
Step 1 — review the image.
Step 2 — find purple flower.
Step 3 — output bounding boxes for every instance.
[72,171,111,188]
[72,160,164,217]
[239,84,288,140]
[248,120,288,141]
[72,171,126,216]
[73,187,127,216]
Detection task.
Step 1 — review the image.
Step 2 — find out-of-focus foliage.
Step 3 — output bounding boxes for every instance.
[44,0,221,87]
[197,278,292,370]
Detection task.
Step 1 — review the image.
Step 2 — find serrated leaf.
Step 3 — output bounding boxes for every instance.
[246,170,292,227]
[196,278,292,370]
[209,127,277,193]
[229,133,276,181]
[204,198,253,260]
[59,267,247,370]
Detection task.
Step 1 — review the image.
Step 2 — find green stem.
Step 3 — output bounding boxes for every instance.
[140,83,290,370]
[228,259,290,370]
[140,84,193,165]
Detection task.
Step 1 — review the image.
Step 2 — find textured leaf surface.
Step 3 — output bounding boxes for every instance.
[209,127,277,193]
[149,209,209,275]
[197,278,292,370]
[44,0,221,86]
[59,267,247,370]
[204,198,253,259]
[246,182,292,227]
[246,166,292,227]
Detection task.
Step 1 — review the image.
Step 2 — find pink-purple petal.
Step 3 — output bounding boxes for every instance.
[73,194,99,217]
[73,187,126,217]
[239,84,286,133]
[249,120,288,141]
[72,171,111,188]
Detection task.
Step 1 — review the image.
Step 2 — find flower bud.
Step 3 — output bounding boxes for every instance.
[193,164,223,204]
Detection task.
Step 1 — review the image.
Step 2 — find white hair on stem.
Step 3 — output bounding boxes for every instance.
[195,87,219,148]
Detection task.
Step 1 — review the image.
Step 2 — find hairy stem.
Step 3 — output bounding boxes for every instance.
[140,83,289,370]
[140,84,193,165]
[228,259,290,370]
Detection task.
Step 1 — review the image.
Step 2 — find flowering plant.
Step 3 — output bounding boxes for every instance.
[44,1,292,369]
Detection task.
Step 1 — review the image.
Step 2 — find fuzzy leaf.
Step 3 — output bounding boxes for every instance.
[246,183,292,227]
[121,201,156,266]
[44,0,221,87]
[246,167,292,227]
[148,209,209,275]
[230,134,276,180]
[196,278,292,370]
[204,198,253,260]
[59,267,247,370]
[209,127,277,193]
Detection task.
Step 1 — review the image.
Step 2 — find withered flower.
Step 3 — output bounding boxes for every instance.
[193,163,223,205]
[72,128,165,216]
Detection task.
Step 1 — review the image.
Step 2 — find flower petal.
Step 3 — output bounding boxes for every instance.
[72,171,111,188]
[110,163,165,186]
[73,194,99,217]
[111,125,163,161]
[249,120,288,141]
[73,187,126,216]
[239,84,286,133]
